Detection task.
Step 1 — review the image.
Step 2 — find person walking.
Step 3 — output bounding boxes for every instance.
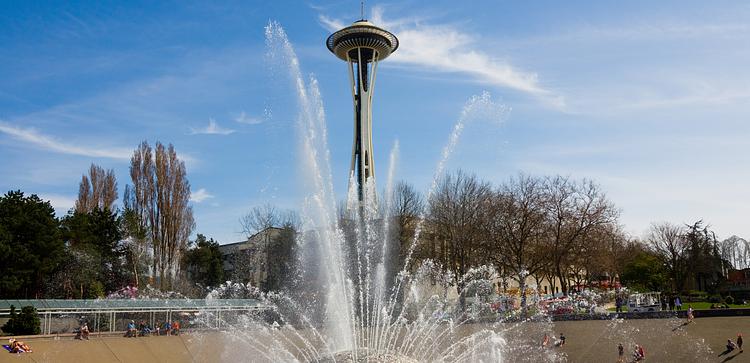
[675,296,682,310]
[617,343,624,363]
[738,333,743,353]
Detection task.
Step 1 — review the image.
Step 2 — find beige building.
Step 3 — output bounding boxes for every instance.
[218,227,283,287]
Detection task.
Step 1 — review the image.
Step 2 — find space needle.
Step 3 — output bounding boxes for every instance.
[327,10,399,203]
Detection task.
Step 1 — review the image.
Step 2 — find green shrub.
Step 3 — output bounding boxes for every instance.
[725,295,734,305]
[89,280,105,299]
[1,305,41,335]
[688,290,708,301]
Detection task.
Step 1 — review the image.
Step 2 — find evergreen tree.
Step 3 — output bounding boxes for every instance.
[0,191,64,298]
[182,234,224,289]
[1,305,41,335]
[60,208,127,295]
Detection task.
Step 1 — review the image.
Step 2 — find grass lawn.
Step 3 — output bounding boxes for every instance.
[676,302,747,310]
[607,302,748,312]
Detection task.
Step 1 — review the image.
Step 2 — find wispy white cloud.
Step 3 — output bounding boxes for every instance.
[623,93,750,112]
[234,111,263,125]
[190,188,214,203]
[189,118,235,135]
[37,193,76,215]
[319,7,564,108]
[318,14,345,32]
[542,22,750,44]
[0,121,132,160]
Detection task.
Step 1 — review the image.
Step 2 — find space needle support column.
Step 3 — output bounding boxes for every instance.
[346,48,379,201]
[328,20,399,204]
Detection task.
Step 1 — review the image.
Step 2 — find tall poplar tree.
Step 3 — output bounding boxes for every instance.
[128,141,194,289]
[75,164,118,213]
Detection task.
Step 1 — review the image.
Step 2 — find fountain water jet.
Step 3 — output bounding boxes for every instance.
[201,21,546,363]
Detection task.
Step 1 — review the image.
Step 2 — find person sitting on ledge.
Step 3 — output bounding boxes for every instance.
[171,320,180,336]
[79,322,90,340]
[163,321,172,336]
[125,320,137,337]
[140,321,152,337]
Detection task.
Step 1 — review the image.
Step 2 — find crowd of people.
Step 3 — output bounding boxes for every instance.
[124,319,180,337]
[74,319,182,339]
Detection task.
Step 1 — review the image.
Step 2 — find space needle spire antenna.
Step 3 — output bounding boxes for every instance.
[327,8,399,204]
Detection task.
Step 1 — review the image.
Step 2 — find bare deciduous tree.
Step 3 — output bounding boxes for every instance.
[240,203,280,237]
[647,222,688,292]
[390,181,424,262]
[595,224,631,288]
[427,171,492,295]
[484,174,548,309]
[129,141,194,290]
[543,176,618,295]
[75,164,117,212]
[238,204,300,291]
[122,185,150,288]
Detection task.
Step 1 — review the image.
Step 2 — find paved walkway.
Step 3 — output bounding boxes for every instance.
[0,317,747,362]
[551,316,746,362]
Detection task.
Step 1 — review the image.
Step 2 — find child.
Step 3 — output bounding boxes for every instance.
[555,333,566,347]
[633,344,645,361]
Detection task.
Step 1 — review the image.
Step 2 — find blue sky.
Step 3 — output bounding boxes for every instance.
[1,1,749,244]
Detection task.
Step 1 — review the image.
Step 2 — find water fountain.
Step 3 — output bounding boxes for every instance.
[170,16,738,363]
[191,20,550,363]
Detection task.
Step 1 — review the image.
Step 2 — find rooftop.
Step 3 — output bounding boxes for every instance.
[0,299,264,313]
